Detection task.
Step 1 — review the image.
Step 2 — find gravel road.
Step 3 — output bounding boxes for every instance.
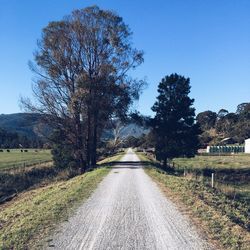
[47,149,211,250]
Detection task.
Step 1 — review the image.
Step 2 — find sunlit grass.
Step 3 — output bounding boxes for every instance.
[0,167,110,249]
[136,152,250,249]
[0,151,127,249]
[97,151,125,165]
[0,149,52,170]
[145,167,250,250]
[172,154,250,170]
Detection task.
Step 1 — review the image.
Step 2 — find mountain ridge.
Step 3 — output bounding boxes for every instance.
[0,113,147,143]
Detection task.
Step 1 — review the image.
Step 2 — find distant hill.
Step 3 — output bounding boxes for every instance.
[102,123,148,140]
[0,113,148,142]
[0,113,45,140]
[119,123,148,138]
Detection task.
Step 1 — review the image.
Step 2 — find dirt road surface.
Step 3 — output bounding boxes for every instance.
[47,149,211,250]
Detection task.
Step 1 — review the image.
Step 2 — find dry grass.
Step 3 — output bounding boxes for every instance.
[136,152,250,250]
[172,154,250,205]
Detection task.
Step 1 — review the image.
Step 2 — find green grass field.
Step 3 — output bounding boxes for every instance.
[171,154,250,204]
[172,154,250,170]
[0,149,52,170]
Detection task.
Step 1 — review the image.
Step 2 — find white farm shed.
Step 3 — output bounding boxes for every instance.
[245,138,250,153]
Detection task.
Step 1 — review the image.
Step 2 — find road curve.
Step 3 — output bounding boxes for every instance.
[47,149,211,250]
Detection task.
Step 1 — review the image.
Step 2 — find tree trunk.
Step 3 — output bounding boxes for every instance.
[86,108,91,168]
[75,111,86,173]
[79,154,86,173]
[163,157,167,169]
[91,113,98,166]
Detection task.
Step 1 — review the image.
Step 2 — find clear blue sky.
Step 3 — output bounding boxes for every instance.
[0,0,249,116]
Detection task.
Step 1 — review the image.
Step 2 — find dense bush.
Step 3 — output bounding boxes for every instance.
[50,129,80,170]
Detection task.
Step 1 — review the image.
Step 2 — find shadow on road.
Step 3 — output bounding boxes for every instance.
[98,161,161,169]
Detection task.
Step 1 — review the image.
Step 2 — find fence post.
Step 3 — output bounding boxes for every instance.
[211,173,214,188]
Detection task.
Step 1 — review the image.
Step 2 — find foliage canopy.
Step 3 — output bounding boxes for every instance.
[151,73,199,166]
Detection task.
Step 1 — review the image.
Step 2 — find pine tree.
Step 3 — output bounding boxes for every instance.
[151,73,199,167]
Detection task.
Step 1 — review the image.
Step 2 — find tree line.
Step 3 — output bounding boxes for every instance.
[0,128,42,148]
[112,76,250,167]
[197,103,250,146]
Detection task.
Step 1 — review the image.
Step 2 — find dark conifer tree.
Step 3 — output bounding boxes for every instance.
[151,73,200,167]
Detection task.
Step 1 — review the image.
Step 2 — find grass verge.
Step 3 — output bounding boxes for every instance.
[0,167,110,249]
[136,152,250,250]
[0,150,126,249]
[0,150,125,203]
[97,151,125,165]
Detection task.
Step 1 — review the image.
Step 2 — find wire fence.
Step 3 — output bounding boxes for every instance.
[0,159,53,173]
[172,162,249,204]
[142,151,249,204]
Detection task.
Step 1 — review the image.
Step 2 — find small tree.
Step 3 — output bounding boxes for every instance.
[151,73,199,167]
[105,119,127,153]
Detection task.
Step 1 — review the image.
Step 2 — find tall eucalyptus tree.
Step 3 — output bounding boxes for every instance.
[22,6,144,171]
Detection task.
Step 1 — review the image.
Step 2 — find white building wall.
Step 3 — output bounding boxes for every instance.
[245,139,250,153]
